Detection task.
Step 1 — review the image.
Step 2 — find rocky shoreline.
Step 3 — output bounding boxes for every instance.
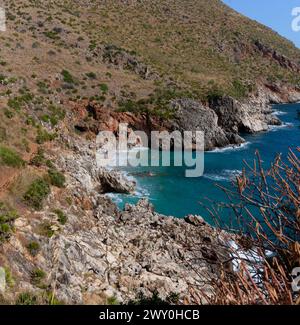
[72,84,300,152]
[1,84,299,304]
[1,137,234,304]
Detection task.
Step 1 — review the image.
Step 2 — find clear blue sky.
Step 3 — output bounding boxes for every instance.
[222,0,300,48]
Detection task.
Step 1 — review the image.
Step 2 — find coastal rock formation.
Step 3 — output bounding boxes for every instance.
[210,85,300,134]
[70,83,300,153]
[170,98,244,151]
[99,168,136,194]
[0,137,233,305]
[45,196,229,304]
[57,142,135,194]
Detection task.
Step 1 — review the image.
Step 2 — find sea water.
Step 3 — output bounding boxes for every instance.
[110,103,300,221]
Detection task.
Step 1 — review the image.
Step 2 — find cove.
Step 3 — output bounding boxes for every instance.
[110,103,300,221]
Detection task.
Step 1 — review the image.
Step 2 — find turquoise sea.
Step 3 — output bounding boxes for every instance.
[110,103,300,222]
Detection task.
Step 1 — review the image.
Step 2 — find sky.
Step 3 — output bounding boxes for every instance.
[222,0,300,48]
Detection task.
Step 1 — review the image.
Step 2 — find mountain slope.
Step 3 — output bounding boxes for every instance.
[0,0,300,305]
[3,0,300,100]
[30,0,300,98]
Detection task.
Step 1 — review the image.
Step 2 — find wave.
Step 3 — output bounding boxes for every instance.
[203,169,242,182]
[228,240,274,277]
[268,122,294,132]
[106,193,123,205]
[209,142,250,153]
[135,187,150,198]
[272,110,287,116]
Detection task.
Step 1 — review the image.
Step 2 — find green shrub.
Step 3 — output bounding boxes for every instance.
[54,209,68,225]
[7,93,33,111]
[230,80,251,99]
[4,108,14,119]
[27,241,41,256]
[36,129,56,144]
[26,117,36,126]
[31,268,46,285]
[16,292,38,305]
[4,267,15,287]
[107,296,119,305]
[43,30,60,40]
[0,146,25,168]
[117,99,144,113]
[99,83,108,93]
[47,169,66,188]
[30,148,45,167]
[89,40,97,51]
[45,291,64,305]
[23,178,51,210]
[45,160,54,169]
[61,70,75,84]
[206,86,224,102]
[41,105,65,126]
[86,72,97,79]
[39,221,55,238]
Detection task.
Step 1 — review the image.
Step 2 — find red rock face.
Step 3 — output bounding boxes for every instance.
[70,100,167,137]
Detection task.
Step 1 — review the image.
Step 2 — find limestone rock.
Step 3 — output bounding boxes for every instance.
[0,268,5,294]
[99,168,136,194]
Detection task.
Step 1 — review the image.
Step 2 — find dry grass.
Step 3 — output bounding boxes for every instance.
[192,149,300,305]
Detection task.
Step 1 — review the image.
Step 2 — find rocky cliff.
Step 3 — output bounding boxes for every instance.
[0,138,233,304]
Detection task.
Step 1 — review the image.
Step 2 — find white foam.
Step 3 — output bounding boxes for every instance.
[106,193,123,204]
[209,142,250,153]
[203,169,242,182]
[268,122,294,132]
[135,188,150,198]
[228,240,275,282]
[272,110,287,116]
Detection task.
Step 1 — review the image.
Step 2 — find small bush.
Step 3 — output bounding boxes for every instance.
[41,105,65,126]
[0,203,18,243]
[61,70,75,84]
[30,148,45,167]
[0,146,25,168]
[54,209,67,225]
[47,169,66,188]
[4,267,15,287]
[39,221,55,238]
[107,296,119,305]
[23,178,51,210]
[27,241,40,257]
[99,83,108,93]
[4,109,14,119]
[16,292,38,305]
[47,292,64,305]
[7,93,33,111]
[46,160,54,169]
[36,129,56,144]
[230,79,251,99]
[43,30,60,40]
[31,268,46,286]
[86,72,97,80]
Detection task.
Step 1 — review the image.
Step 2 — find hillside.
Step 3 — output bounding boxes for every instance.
[0,0,300,305]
